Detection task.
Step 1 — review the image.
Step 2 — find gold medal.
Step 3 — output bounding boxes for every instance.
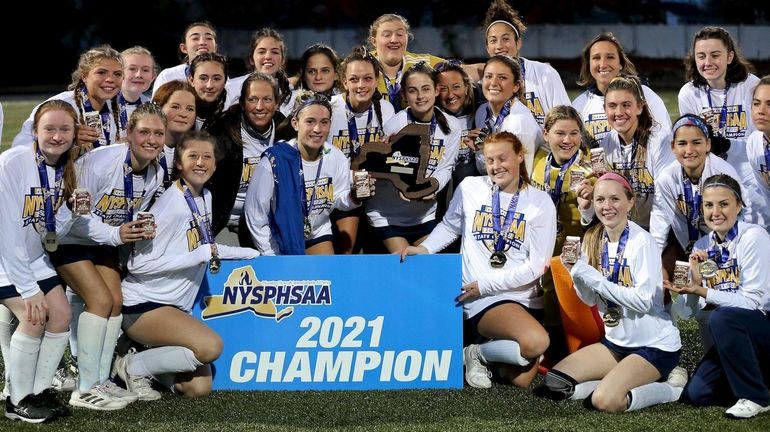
[602,308,621,327]
[489,251,507,268]
[303,218,312,239]
[44,232,58,253]
[699,259,718,279]
[209,256,221,274]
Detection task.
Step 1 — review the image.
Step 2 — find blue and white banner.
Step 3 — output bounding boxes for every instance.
[193,254,463,390]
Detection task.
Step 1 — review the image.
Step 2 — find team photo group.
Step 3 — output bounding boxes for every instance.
[1,0,769,425]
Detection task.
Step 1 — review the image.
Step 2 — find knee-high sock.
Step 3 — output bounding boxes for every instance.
[571,380,601,401]
[9,332,41,405]
[0,305,17,391]
[127,346,203,377]
[99,315,122,383]
[77,312,107,391]
[478,340,530,367]
[627,382,683,412]
[67,290,85,361]
[33,331,69,394]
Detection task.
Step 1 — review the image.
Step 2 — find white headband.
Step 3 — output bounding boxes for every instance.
[485,20,520,40]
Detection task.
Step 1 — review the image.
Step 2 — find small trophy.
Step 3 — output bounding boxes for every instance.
[569,171,586,192]
[353,170,372,200]
[562,236,581,264]
[136,212,155,237]
[82,111,102,130]
[474,127,491,148]
[673,260,690,288]
[73,188,91,215]
[590,147,608,175]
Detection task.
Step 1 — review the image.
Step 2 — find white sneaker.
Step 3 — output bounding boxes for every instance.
[666,366,688,387]
[102,380,138,403]
[112,351,161,401]
[1,385,9,401]
[52,366,77,392]
[69,384,129,411]
[463,344,492,389]
[725,399,770,419]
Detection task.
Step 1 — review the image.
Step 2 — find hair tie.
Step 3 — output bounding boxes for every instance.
[672,115,709,139]
[485,20,520,40]
[597,172,633,195]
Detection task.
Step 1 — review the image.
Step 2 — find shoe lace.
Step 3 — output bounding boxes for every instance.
[129,375,154,391]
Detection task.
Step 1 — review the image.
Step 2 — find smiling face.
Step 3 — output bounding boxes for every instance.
[251,36,284,75]
[370,19,408,68]
[437,70,469,114]
[35,109,76,164]
[672,125,711,175]
[243,80,277,131]
[181,25,217,62]
[292,104,331,157]
[84,58,123,106]
[482,60,520,110]
[544,119,582,164]
[702,186,741,238]
[128,114,165,166]
[484,140,524,193]
[343,60,377,108]
[605,89,642,140]
[122,53,156,96]
[404,72,438,121]
[485,22,521,57]
[751,84,770,135]
[176,138,216,192]
[694,38,734,88]
[161,89,196,136]
[593,180,634,231]
[189,61,226,103]
[589,41,621,93]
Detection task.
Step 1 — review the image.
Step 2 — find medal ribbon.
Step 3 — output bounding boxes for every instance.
[485,99,512,133]
[385,69,403,112]
[763,135,770,182]
[36,148,64,235]
[544,152,578,205]
[491,183,521,253]
[708,223,738,265]
[180,179,215,246]
[682,169,703,242]
[298,149,324,224]
[346,99,373,160]
[706,82,730,136]
[117,93,139,136]
[80,87,112,147]
[406,109,438,175]
[601,223,630,308]
[123,149,137,222]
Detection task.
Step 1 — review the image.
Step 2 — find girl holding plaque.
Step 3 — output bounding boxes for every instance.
[666,174,770,419]
[401,131,555,389]
[117,131,258,399]
[0,100,77,422]
[535,173,683,413]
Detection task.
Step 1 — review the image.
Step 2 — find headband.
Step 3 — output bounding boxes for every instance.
[703,181,744,205]
[485,20,520,40]
[672,115,709,139]
[597,172,633,194]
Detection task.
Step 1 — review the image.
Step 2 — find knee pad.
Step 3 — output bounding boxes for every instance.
[534,369,577,400]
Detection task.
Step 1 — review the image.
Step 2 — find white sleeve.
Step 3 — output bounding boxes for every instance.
[420,183,464,253]
[431,123,460,191]
[217,244,260,260]
[12,108,37,148]
[705,233,770,310]
[644,87,672,131]
[652,130,676,173]
[569,258,598,307]
[130,244,211,277]
[541,65,571,107]
[67,157,122,245]
[244,157,278,255]
[571,238,659,314]
[479,197,557,295]
[678,84,698,116]
[0,170,40,298]
[332,160,357,212]
[649,176,676,252]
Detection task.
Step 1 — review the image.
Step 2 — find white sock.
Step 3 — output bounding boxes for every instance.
[127,346,203,376]
[626,382,682,412]
[99,315,122,383]
[570,380,600,401]
[33,331,69,394]
[67,290,85,359]
[0,305,17,389]
[478,339,530,366]
[77,312,107,391]
[9,332,41,405]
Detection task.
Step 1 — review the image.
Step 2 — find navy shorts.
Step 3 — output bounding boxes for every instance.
[601,337,681,378]
[48,244,118,267]
[464,300,545,346]
[373,220,437,244]
[0,275,62,300]
[122,302,182,331]
[306,234,333,249]
[331,206,365,221]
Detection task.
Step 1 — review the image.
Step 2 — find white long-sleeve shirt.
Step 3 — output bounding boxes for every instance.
[62,144,164,246]
[0,146,61,298]
[650,154,750,252]
[328,94,395,158]
[244,141,357,255]
[122,184,258,312]
[746,131,770,226]
[421,176,556,316]
[474,99,544,174]
[519,57,572,129]
[570,222,681,352]
[573,85,672,144]
[366,109,460,228]
[151,64,188,96]
[600,124,676,228]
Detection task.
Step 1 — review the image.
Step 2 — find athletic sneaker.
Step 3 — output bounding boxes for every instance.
[102,379,139,403]
[1,385,9,401]
[724,399,770,419]
[52,365,77,392]
[37,388,71,418]
[112,350,161,401]
[69,384,129,411]
[665,366,688,387]
[5,394,56,423]
[463,344,492,389]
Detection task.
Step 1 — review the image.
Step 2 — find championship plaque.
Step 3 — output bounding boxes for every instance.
[561,236,581,264]
[137,212,155,236]
[73,188,91,215]
[673,260,690,288]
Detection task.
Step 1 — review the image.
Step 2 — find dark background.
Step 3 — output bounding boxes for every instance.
[2,0,769,94]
